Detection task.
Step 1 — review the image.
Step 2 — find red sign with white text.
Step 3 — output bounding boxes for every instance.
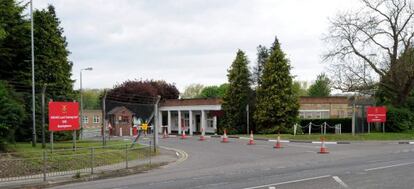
[49,102,79,131]
[367,106,387,123]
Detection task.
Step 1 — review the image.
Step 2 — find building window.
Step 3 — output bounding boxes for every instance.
[82,116,88,124]
[93,115,100,123]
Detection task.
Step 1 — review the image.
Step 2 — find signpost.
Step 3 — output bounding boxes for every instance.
[366,106,387,133]
[49,102,80,150]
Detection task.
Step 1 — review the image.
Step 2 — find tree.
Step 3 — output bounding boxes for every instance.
[82,89,103,109]
[199,84,229,98]
[308,73,331,97]
[253,45,269,88]
[200,86,220,98]
[0,81,25,151]
[292,81,308,96]
[181,84,204,99]
[324,0,414,106]
[33,6,74,97]
[108,80,179,100]
[222,50,251,133]
[255,37,299,133]
[0,0,30,83]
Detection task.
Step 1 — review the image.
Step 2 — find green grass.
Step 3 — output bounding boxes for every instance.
[0,140,155,178]
[239,131,414,141]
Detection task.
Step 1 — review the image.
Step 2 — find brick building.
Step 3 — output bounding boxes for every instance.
[82,109,102,129]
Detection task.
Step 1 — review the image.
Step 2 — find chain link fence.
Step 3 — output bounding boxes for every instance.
[0,142,154,183]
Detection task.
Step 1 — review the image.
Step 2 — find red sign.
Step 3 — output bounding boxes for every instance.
[49,102,80,131]
[367,106,387,123]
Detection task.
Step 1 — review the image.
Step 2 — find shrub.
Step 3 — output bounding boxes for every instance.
[386,106,414,132]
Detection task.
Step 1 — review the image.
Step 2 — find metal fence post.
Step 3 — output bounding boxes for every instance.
[308,122,311,135]
[149,140,152,168]
[43,150,47,181]
[324,122,327,135]
[90,147,94,174]
[125,144,128,169]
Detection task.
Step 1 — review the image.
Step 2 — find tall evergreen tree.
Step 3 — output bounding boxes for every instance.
[222,50,251,134]
[33,5,74,97]
[0,0,30,82]
[253,45,269,88]
[254,37,299,133]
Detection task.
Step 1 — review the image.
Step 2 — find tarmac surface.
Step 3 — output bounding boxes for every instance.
[51,136,414,189]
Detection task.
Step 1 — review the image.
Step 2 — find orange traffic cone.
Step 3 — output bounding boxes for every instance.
[221,129,229,143]
[274,134,282,149]
[163,129,168,139]
[199,128,206,141]
[247,130,255,145]
[181,130,187,139]
[318,137,329,154]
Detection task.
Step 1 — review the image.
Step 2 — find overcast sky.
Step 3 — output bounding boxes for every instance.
[33,0,360,92]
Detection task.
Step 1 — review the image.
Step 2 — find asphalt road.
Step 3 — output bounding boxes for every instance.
[51,136,414,189]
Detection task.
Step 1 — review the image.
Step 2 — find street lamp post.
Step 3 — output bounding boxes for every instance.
[80,67,93,140]
[30,0,36,147]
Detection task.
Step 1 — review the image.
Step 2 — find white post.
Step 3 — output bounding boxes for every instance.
[120,127,122,137]
[130,127,132,136]
[167,111,171,134]
[201,110,206,135]
[324,122,327,135]
[178,110,182,134]
[308,122,312,135]
[158,111,163,134]
[213,116,217,134]
[189,111,193,135]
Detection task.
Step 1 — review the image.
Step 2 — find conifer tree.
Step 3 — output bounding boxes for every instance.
[254,37,299,133]
[222,50,251,133]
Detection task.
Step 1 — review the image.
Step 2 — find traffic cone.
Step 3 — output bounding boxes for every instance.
[199,128,206,141]
[247,130,255,145]
[181,130,187,139]
[221,129,229,143]
[162,129,168,139]
[274,134,282,149]
[318,137,329,154]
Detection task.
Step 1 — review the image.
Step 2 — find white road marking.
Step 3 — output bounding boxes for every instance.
[332,176,348,188]
[364,162,414,171]
[269,187,276,189]
[242,175,331,189]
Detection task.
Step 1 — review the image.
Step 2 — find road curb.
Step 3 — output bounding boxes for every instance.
[398,141,414,144]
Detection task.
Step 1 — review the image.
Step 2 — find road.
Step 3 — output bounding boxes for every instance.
[52,136,414,189]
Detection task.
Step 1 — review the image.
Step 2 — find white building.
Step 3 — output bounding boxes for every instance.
[159,98,222,135]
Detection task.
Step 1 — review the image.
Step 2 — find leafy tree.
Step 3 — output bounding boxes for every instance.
[0,81,25,151]
[181,84,204,99]
[199,84,228,98]
[221,50,251,134]
[81,89,103,109]
[324,0,414,106]
[308,73,331,97]
[200,86,220,98]
[108,80,179,100]
[254,37,299,133]
[253,45,269,88]
[292,81,308,96]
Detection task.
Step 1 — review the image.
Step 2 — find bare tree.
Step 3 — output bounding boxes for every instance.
[324,0,414,105]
